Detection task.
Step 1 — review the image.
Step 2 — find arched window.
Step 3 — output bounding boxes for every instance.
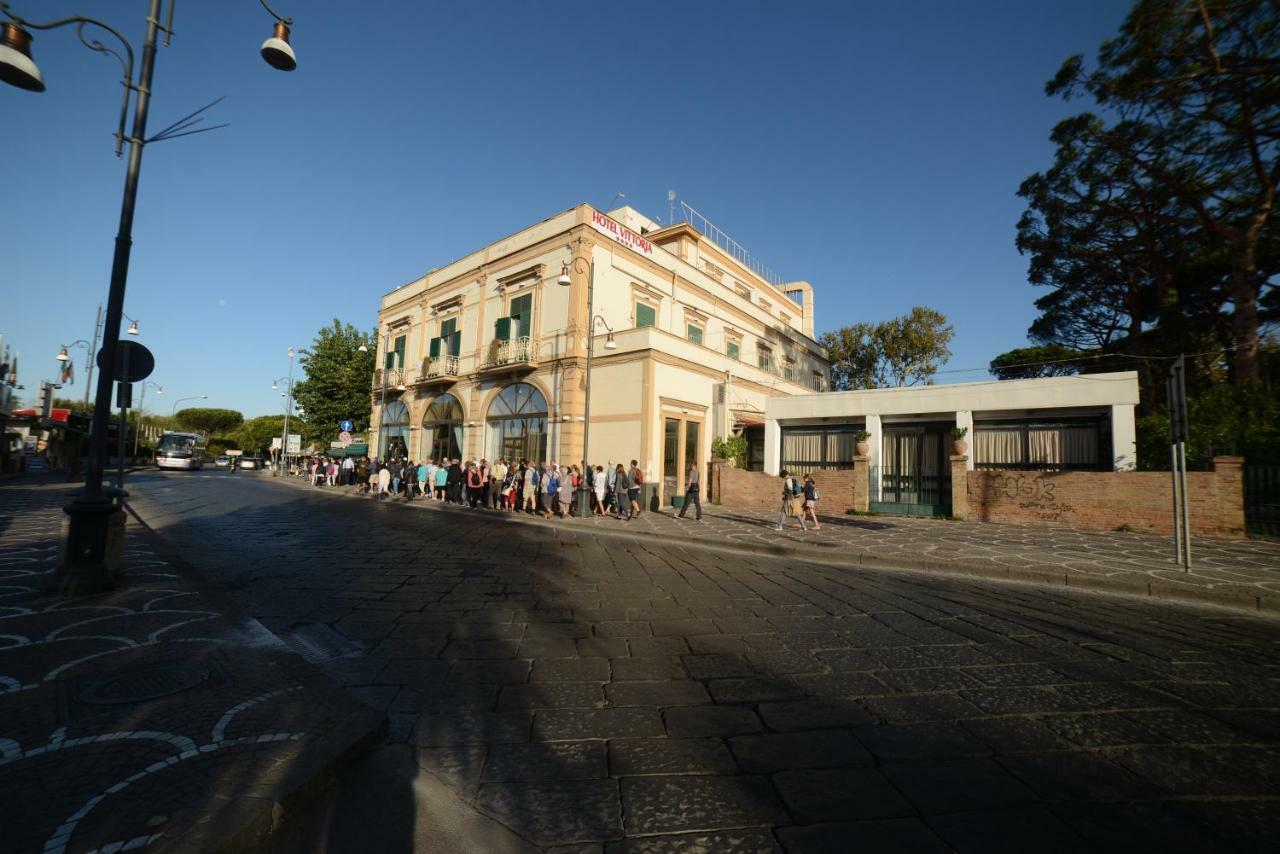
[423,393,464,463]
[486,382,548,463]
[380,400,410,460]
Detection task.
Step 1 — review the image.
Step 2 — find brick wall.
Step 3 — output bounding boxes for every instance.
[715,465,862,515]
[714,458,1247,538]
[965,457,1245,537]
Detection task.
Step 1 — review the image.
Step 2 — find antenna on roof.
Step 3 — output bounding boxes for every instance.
[605,191,626,211]
[668,190,676,226]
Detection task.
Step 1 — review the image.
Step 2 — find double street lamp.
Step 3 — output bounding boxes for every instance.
[271,346,295,475]
[1,0,298,594]
[557,251,617,517]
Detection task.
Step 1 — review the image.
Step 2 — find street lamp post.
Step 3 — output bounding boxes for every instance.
[132,379,161,456]
[170,394,207,419]
[1,0,297,594]
[558,250,618,518]
[272,346,295,476]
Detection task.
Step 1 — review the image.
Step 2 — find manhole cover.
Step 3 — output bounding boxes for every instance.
[79,665,210,704]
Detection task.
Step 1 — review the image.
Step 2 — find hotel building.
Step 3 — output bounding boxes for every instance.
[369,203,830,507]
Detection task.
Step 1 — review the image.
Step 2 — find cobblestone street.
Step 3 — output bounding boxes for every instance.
[113,468,1280,852]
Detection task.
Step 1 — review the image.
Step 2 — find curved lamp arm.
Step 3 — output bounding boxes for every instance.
[259,0,293,25]
[1,3,136,156]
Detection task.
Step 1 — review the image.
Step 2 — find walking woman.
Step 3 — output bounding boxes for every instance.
[541,465,557,518]
[377,463,391,501]
[614,463,631,520]
[775,470,807,532]
[560,466,576,518]
[591,465,607,515]
[801,473,822,530]
[524,462,539,513]
[466,461,484,508]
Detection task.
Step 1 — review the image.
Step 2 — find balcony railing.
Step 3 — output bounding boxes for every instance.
[373,368,408,391]
[482,336,539,370]
[418,354,460,383]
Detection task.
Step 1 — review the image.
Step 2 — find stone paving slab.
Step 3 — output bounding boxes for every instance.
[0,477,384,854]
[274,473,1280,614]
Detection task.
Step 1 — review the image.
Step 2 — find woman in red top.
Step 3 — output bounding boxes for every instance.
[465,461,484,508]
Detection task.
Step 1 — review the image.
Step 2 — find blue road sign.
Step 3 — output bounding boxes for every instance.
[340,420,354,432]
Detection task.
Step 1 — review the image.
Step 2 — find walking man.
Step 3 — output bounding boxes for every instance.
[776,470,807,532]
[676,460,702,521]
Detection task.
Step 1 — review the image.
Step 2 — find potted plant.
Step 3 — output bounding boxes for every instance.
[854,429,871,457]
[951,426,969,456]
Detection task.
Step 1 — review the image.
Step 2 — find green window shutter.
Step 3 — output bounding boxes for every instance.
[510,294,533,339]
[448,331,462,357]
[495,317,512,341]
[394,335,406,369]
[688,324,703,345]
[727,341,740,360]
[429,337,441,358]
[440,318,457,338]
[636,303,656,328]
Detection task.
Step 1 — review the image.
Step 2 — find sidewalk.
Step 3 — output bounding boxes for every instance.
[279,474,1280,615]
[0,475,384,854]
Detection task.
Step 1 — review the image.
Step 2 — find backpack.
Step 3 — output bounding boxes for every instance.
[632,468,643,485]
[789,477,802,497]
[812,485,821,500]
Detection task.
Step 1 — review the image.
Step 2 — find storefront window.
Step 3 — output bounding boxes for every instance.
[423,393,464,463]
[379,400,410,460]
[486,382,548,463]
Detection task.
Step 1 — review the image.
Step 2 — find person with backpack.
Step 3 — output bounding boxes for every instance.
[802,473,821,531]
[627,459,644,519]
[542,464,559,518]
[776,469,807,532]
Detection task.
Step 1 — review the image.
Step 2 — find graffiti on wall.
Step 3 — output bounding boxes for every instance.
[980,474,1075,522]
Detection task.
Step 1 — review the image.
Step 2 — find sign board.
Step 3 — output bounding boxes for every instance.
[338,430,352,445]
[226,449,244,457]
[590,210,654,255]
[270,437,282,450]
[340,419,354,432]
[286,434,302,454]
[1167,357,1188,443]
[96,340,155,383]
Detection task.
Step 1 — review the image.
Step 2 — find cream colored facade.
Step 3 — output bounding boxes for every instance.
[370,203,829,506]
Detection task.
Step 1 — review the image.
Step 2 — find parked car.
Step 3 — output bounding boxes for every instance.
[238,457,262,470]
[214,455,231,468]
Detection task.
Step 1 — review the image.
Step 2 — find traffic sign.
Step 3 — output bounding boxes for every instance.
[340,419,354,432]
[96,340,155,383]
[338,430,352,446]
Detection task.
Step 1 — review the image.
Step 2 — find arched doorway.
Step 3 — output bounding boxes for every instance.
[423,393,464,463]
[486,382,547,463]
[379,400,410,460]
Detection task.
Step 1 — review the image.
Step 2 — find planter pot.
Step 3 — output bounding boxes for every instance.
[952,440,967,456]
[855,442,869,457]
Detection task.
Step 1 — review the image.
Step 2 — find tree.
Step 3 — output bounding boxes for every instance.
[175,407,243,437]
[291,319,376,449]
[1046,0,1280,381]
[820,307,954,390]
[234,415,286,457]
[989,345,1090,380]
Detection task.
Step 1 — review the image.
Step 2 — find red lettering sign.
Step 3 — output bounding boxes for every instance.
[591,210,653,255]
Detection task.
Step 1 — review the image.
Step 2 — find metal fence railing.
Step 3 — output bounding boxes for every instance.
[1245,464,1280,539]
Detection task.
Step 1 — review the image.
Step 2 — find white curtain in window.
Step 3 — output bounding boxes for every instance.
[783,433,823,464]
[827,432,855,465]
[1059,426,1098,465]
[975,429,1022,465]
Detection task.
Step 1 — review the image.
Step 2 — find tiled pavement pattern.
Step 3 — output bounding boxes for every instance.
[0,476,383,854]
[282,474,1280,614]
[124,470,1280,852]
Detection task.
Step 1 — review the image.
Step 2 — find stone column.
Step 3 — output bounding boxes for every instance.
[1111,404,1137,471]
[950,455,969,520]
[954,410,974,470]
[864,414,882,502]
[852,455,870,513]
[764,418,782,475]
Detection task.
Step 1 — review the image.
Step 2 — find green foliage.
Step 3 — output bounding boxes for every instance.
[820,307,954,390]
[989,345,1092,380]
[1018,0,1280,383]
[854,430,870,442]
[711,435,747,468]
[206,440,239,456]
[291,319,376,449]
[1136,380,1280,469]
[952,426,968,441]
[174,407,243,437]
[233,415,287,457]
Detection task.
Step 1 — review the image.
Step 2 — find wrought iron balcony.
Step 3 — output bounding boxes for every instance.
[372,368,408,391]
[416,355,460,387]
[480,336,539,372]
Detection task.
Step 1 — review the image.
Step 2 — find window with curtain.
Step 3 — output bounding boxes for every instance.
[974,420,1105,470]
[781,425,860,470]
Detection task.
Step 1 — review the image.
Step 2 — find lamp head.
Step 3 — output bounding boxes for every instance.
[288,346,295,358]
[0,23,44,92]
[358,341,368,353]
[272,381,278,389]
[127,320,139,336]
[260,21,297,71]
[604,333,617,351]
[557,263,571,287]
[56,346,69,362]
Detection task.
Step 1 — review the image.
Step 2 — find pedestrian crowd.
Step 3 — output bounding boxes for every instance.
[288,454,824,531]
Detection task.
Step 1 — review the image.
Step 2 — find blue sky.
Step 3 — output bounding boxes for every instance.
[4,0,1129,418]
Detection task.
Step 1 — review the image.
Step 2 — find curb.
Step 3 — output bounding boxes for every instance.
[121,498,389,853]
[261,473,1279,618]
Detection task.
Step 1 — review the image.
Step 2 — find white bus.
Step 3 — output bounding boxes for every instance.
[155,432,206,470]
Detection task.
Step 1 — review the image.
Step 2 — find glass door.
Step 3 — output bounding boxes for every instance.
[663,418,680,506]
[877,426,951,516]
